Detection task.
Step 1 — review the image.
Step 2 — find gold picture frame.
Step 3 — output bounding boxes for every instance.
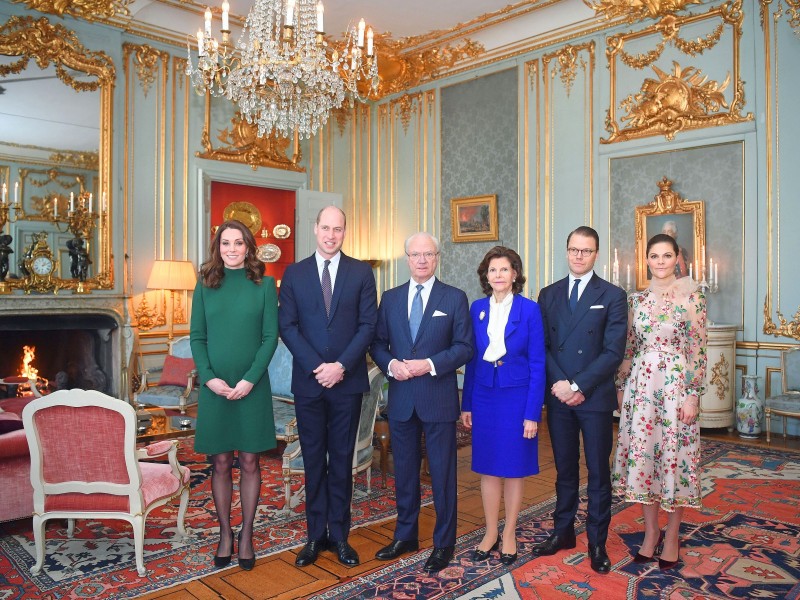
[451,194,498,243]
[635,178,705,290]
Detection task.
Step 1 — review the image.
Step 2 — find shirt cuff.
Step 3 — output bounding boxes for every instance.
[387,358,396,378]
[427,358,436,376]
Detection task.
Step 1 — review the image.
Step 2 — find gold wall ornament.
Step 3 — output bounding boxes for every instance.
[585,0,701,22]
[763,299,800,341]
[48,151,99,171]
[392,93,422,134]
[710,353,730,403]
[0,16,115,91]
[12,0,130,21]
[197,106,304,172]
[544,43,592,97]
[603,0,752,143]
[133,293,167,332]
[125,43,169,98]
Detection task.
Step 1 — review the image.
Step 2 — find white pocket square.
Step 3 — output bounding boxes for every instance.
[590,305,604,309]
[433,310,447,317]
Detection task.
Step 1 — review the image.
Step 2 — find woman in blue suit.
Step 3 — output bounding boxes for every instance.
[461,246,546,566]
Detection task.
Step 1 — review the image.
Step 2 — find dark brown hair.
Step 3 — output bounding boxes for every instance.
[646,233,679,255]
[199,220,264,288]
[477,246,526,296]
[566,225,599,251]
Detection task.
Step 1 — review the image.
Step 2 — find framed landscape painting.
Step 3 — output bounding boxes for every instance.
[451,194,498,243]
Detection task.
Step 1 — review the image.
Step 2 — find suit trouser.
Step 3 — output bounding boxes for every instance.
[546,401,614,547]
[390,411,457,548]
[294,391,362,543]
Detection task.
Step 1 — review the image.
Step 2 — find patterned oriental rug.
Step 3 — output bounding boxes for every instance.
[0,438,432,599]
[315,440,800,600]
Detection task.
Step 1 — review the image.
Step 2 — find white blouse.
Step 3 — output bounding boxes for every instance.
[482,293,514,363]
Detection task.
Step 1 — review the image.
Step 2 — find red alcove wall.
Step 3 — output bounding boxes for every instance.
[210,182,295,285]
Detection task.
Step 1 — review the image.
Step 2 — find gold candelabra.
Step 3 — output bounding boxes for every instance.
[0,182,24,232]
[52,191,104,239]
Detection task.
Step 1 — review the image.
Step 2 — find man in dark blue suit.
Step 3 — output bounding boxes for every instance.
[534,226,627,573]
[278,206,377,568]
[370,232,473,573]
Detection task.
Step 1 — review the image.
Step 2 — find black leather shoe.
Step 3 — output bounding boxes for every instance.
[334,541,360,566]
[214,530,234,568]
[530,532,577,556]
[423,546,455,572]
[588,544,611,574]
[499,551,518,565]
[375,539,419,560]
[295,539,328,567]
[237,531,255,571]
[472,538,500,561]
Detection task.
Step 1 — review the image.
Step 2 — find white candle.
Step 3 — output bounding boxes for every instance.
[367,27,374,56]
[709,258,713,286]
[1,183,6,205]
[221,0,229,30]
[357,18,365,47]
[603,264,607,280]
[286,0,295,26]
[88,193,93,213]
[14,182,18,205]
[688,263,693,279]
[204,7,212,35]
[316,1,324,32]
[197,30,205,57]
[626,264,631,288]
[701,245,706,280]
[53,198,57,218]
[715,263,718,287]
[70,192,74,212]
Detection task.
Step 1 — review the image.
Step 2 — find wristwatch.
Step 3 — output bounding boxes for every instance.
[570,380,581,393]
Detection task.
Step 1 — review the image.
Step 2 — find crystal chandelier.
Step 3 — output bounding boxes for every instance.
[186,0,379,139]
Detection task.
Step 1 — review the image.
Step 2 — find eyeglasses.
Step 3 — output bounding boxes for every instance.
[407,251,439,261]
[567,248,596,257]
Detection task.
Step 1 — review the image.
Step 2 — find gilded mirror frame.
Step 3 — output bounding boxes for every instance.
[635,178,705,291]
[0,15,114,293]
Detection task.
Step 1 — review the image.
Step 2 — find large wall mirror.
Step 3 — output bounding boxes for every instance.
[0,16,114,294]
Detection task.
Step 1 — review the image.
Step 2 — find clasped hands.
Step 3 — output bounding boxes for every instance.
[551,379,585,407]
[314,362,345,388]
[461,412,538,438]
[391,359,432,381]
[207,378,253,400]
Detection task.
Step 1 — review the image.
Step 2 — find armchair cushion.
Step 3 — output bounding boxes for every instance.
[158,356,196,387]
[0,412,24,434]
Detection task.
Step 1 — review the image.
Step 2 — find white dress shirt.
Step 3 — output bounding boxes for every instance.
[483,292,514,363]
[388,276,437,377]
[568,271,593,302]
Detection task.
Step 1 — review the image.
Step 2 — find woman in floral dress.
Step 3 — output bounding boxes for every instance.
[612,233,707,569]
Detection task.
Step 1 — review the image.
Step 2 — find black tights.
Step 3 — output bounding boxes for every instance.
[211,451,261,559]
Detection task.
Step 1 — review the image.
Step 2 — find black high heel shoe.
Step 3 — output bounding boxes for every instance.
[214,531,234,568]
[472,538,500,561]
[238,531,256,571]
[632,531,664,564]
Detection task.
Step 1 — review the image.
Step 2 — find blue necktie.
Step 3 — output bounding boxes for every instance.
[569,278,581,313]
[409,284,423,340]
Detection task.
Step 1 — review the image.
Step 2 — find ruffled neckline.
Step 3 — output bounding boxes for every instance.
[647,276,700,300]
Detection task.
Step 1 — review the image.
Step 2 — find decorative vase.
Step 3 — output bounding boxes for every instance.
[736,375,763,439]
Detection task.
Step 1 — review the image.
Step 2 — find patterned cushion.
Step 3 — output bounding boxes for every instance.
[272,398,296,439]
[766,394,800,413]
[139,386,198,408]
[268,340,294,399]
[284,440,304,470]
[159,356,195,387]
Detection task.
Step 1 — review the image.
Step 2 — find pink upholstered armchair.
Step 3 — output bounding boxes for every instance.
[22,389,190,577]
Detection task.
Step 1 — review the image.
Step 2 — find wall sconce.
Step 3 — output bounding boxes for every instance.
[145,260,197,339]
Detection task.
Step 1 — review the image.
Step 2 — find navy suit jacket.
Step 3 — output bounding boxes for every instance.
[278,252,377,397]
[370,278,473,422]
[461,294,546,422]
[537,273,627,412]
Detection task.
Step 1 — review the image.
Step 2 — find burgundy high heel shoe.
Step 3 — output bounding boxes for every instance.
[632,531,664,564]
[658,541,681,571]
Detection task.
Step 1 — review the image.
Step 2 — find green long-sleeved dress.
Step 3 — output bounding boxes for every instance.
[190,267,279,455]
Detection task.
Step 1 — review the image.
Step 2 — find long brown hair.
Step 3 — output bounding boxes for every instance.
[476,246,526,296]
[199,220,264,288]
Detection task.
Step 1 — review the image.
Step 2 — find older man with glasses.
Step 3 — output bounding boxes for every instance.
[533,225,627,573]
[370,232,473,573]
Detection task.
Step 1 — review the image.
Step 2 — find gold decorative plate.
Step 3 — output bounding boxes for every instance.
[223,201,262,235]
[273,223,291,239]
[257,243,281,263]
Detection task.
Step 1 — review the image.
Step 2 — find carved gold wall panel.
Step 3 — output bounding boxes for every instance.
[602,0,753,143]
[12,0,130,22]
[585,0,702,22]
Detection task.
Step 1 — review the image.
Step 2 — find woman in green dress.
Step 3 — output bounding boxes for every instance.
[190,219,279,570]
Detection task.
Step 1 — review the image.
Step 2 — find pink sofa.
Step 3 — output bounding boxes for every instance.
[0,396,34,522]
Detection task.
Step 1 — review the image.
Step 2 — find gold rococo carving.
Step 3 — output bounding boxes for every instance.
[197,108,304,172]
[391,93,422,134]
[124,43,168,98]
[603,0,752,143]
[543,42,594,97]
[709,353,730,403]
[12,0,131,21]
[763,300,800,342]
[585,0,701,22]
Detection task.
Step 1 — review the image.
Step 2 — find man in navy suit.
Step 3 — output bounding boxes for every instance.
[370,232,473,573]
[533,226,627,573]
[278,206,377,568]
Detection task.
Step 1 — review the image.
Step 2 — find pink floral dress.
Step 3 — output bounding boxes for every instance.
[612,277,707,511]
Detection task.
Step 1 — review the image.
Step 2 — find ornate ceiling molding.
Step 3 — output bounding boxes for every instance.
[584,0,701,22]
[12,0,131,21]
